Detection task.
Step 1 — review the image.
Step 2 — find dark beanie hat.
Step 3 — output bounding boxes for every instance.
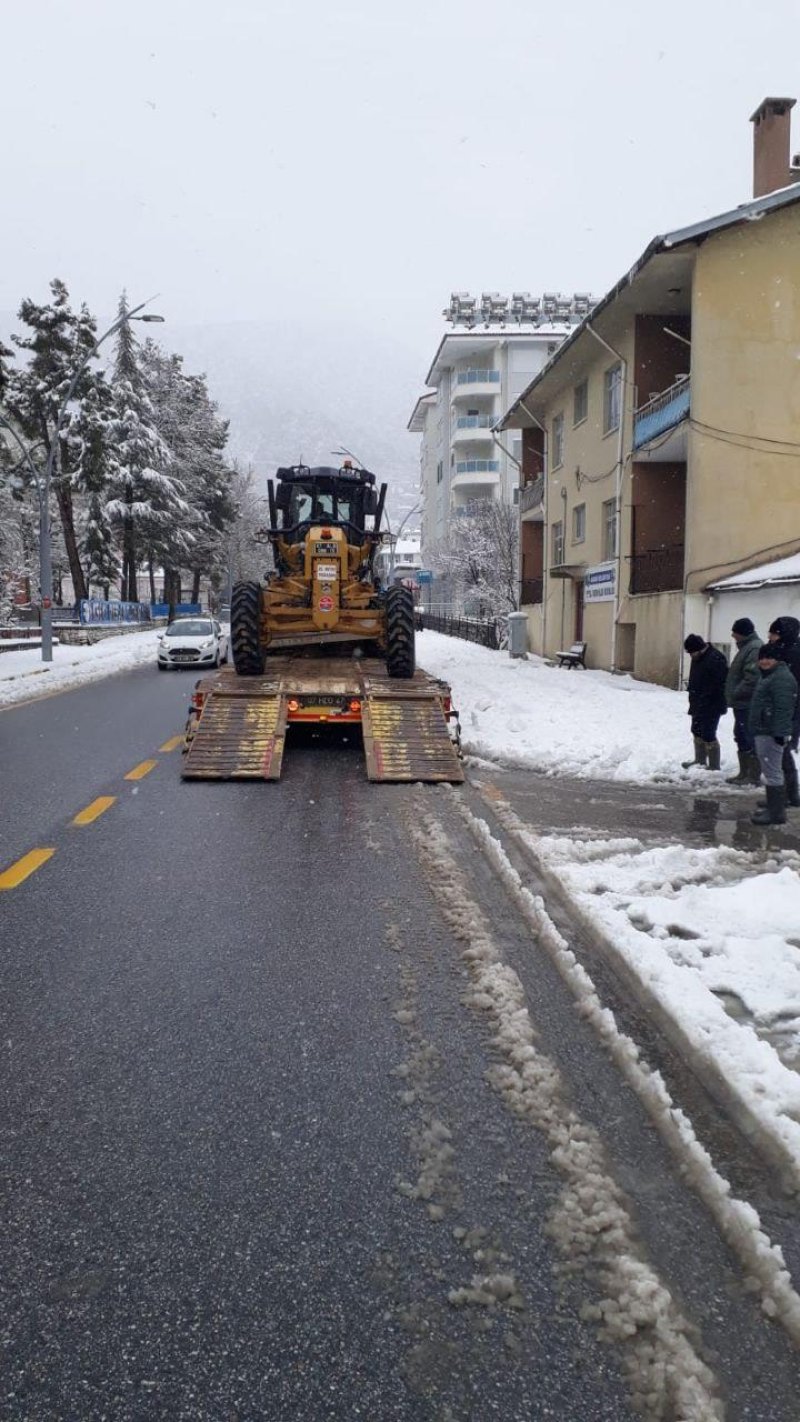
[684,634,705,653]
[758,643,779,660]
[732,617,755,636]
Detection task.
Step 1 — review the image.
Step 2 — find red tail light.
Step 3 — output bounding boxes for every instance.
[349,699,361,713]
[321,528,333,538]
[191,690,205,710]
[287,698,300,712]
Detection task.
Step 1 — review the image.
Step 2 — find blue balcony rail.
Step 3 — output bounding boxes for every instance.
[455,369,501,385]
[455,414,494,429]
[455,459,500,475]
[633,377,690,449]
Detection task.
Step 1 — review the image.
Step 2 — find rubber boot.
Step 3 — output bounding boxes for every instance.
[706,741,721,771]
[784,752,800,808]
[725,750,749,785]
[751,785,786,826]
[745,752,763,785]
[682,738,707,770]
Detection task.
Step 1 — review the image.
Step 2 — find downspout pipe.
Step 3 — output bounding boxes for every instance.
[519,398,549,657]
[585,323,627,673]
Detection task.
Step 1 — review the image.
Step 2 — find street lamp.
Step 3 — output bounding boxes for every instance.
[387,503,422,582]
[0,299,164,662]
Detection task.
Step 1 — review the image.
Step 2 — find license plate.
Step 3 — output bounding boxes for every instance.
[316,563,338,582]
[315,541,338,555]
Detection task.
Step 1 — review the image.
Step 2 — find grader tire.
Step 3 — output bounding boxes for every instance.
[231,581,264,677]
[385,584,416,678]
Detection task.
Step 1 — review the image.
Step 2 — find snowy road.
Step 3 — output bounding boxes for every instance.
[2,665,800,1417]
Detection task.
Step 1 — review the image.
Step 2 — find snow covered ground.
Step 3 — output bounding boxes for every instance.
[0,630,162,708]
[417,629,737,783]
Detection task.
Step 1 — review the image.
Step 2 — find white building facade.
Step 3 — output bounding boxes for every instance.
[409,293,592,564]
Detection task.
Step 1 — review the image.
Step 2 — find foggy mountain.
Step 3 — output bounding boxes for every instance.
[1,311,427,523]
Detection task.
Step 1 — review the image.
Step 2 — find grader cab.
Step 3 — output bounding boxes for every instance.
[230,462,416,678]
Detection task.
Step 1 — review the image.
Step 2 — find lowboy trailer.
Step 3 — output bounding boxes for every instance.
[181,656,464,784]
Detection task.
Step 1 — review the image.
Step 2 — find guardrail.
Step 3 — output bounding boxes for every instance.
[633,378,690,449]
[416,608,502,650]
[519,477,544,515]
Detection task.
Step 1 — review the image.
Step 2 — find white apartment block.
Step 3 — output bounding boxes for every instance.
[409,293,593,560]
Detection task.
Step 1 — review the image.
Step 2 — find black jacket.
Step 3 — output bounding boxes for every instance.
[772,615,800,736]
[687,644,728,718]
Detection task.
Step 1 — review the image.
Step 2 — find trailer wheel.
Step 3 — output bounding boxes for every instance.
[231,581,264,676]
[385,584,416,678]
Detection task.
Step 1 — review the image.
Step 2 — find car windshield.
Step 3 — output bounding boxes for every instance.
[287,483,357,527]
[166,620,213,637]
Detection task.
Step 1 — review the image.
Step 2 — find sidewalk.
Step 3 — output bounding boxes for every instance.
[417,632,800,1186]
[0,630,161,708]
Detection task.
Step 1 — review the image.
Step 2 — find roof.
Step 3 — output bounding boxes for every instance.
[425,323,571,387]
[407,392,436,433]
[709,551,800,591]
[498,179,800,430]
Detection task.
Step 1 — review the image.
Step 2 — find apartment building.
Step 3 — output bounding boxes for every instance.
[408,293,592,561]
[499,98,800,686]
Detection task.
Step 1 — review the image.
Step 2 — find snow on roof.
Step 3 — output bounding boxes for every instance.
[709,551,800,590]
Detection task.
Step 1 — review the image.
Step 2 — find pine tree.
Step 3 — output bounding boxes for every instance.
[6,279,105,603]
[107,295,189,601]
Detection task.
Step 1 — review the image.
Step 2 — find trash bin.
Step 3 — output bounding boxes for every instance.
[507,611,528,658]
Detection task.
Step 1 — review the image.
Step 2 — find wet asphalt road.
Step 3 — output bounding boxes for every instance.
[2,665,800,1419]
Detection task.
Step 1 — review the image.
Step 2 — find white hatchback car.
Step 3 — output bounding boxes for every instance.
[157,617,229,671]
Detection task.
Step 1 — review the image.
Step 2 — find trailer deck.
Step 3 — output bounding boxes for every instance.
[181,657,464,784]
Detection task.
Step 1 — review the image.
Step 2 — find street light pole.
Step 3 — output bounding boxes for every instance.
[388,503,421,582]
[1,299,164,663]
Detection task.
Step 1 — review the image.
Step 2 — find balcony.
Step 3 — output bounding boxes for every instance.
[453,415,495,446]
[519,475,544,521]
[452,369,501,401]
[629,545,685,595]
[520,577,543,605]
[633,377,690,453]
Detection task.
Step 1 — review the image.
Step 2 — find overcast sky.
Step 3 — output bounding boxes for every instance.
[2,0,797,356]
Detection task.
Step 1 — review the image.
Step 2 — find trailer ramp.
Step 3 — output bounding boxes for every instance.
[182,679,287,779]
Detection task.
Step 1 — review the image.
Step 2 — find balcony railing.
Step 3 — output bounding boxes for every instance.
[519,476,544,515]
[633,377,690,449]
[454,369,501,385]
[455,459,500,475]
[629,544,685,595]
[520,577,544,605]
[455,415,494,429]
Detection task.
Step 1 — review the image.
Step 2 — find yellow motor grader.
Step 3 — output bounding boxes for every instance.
[230,461,415,677]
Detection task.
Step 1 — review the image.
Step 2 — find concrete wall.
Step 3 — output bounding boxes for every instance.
[629,591,683,686]
[686,202,800,592]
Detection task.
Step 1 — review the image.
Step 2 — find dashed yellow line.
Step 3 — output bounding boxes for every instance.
[0,848,56,890]
[71,796,117,826]
[124,759,158,782]
[159,735,184,753]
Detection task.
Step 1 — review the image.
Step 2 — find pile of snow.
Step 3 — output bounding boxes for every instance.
[417,630,736,784]
[0,631,161,707]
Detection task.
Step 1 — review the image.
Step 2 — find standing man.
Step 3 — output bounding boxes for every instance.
[768,616,800,807]
[682,634,728,771]
[724,617,762,784]
[748,643,798,825]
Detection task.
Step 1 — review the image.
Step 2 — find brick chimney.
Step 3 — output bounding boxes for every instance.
[750,97,798,197]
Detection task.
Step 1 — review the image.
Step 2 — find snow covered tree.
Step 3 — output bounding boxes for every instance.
[107,295,190,601]
[430,499,519,619]
[5,279,107,603]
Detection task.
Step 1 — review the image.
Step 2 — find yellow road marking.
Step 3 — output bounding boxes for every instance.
[158,735,184,753]
[71,796,116,826]
[0,848,56,890]
[124,759,158,781]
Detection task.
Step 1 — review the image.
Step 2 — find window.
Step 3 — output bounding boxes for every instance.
[552,520,565,567]
[551,412,564,469]
[603,364,622,433]
[573,379,588,426]
[572,503,586,544]
[602,498,617,560]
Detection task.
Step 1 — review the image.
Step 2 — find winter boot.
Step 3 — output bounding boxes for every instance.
[681,738,707,770]
[751,785,787,826]
[745,752,763,785]
[726,751,750,785]
[783,746,800,808]
[706,741,721,771]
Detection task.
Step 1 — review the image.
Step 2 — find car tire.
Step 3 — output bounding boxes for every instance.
[158,662,168,672]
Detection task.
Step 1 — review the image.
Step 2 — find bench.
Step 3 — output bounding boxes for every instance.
[556,641,587,669]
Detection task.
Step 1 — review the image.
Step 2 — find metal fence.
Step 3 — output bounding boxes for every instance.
[629,546,685,595]
[416,608,502,650]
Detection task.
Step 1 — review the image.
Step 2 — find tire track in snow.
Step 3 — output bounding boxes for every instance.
[407,802,726,1421]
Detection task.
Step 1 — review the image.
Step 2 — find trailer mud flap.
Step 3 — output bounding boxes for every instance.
[361,695,465,783]
[182,691,287,779]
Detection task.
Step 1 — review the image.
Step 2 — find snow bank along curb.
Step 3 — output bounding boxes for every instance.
[0,630,161,708]
[479,790,800,1198]
[440,791,800,1347]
